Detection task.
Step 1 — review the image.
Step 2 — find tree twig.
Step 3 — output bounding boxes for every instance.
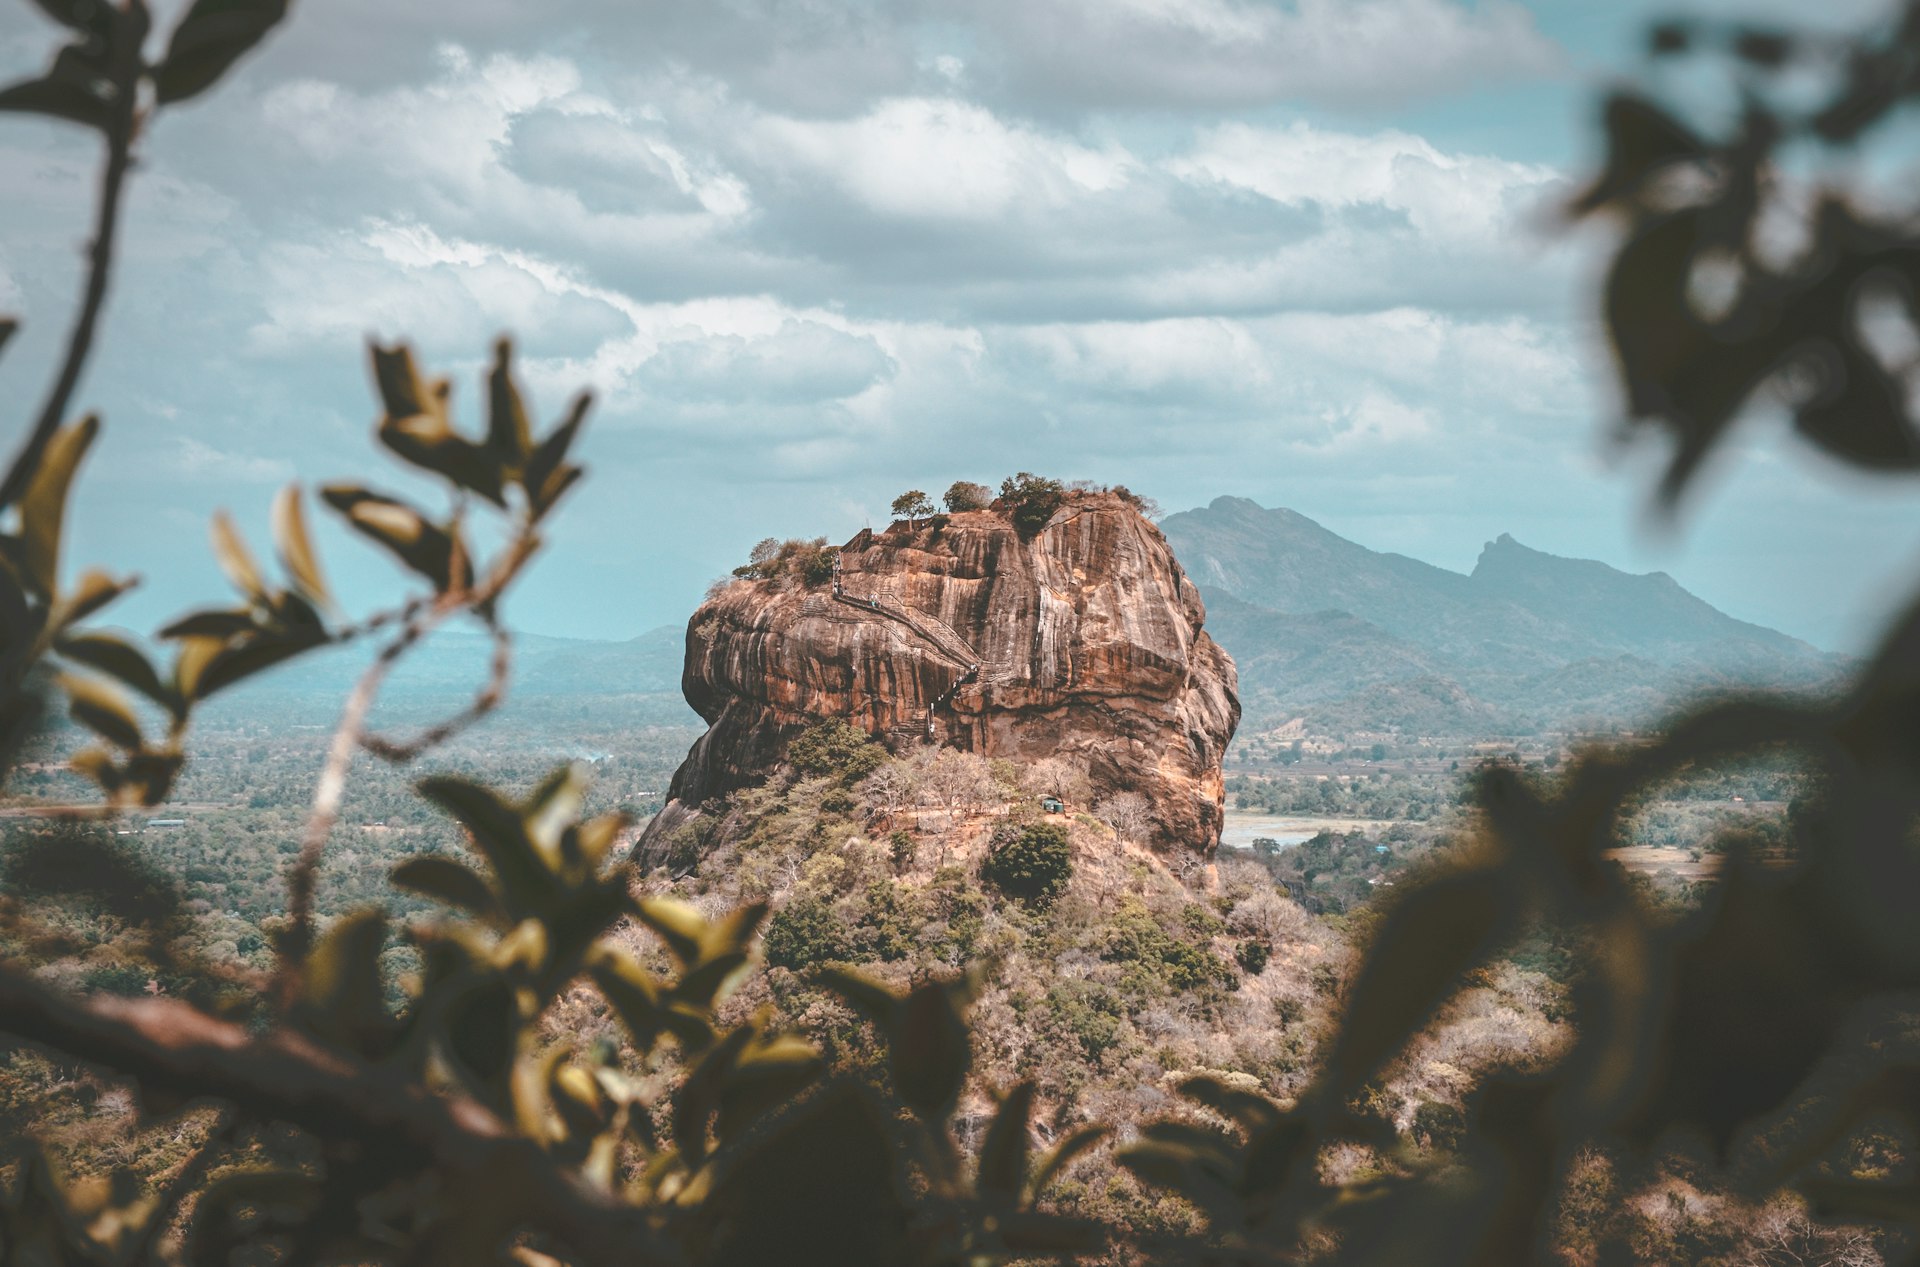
[0,1,149,511]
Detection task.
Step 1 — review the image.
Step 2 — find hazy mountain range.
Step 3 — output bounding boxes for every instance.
[222,495,1842,742]
[1161,497,1843,737]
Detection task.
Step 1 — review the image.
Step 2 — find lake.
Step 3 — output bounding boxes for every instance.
[1219,811,1395,851]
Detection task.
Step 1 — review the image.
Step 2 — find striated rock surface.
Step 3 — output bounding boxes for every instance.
[637,491,1240,863]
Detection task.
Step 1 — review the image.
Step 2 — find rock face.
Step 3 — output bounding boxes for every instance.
[637,491,1240,863]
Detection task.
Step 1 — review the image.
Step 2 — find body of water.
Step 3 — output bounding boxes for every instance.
[1219,812,1394,851]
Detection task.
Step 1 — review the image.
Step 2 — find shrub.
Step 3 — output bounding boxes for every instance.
[888,829,916,869]
[981,822,1073,909]
[731,536,838,586]
[762,895,854,971]
[998,472,1065,537]
[788,719,886,784]
[1235,938,1271,975]
[943,480,992,512]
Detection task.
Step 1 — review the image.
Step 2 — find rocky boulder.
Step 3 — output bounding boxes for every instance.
[636,490,1239,863]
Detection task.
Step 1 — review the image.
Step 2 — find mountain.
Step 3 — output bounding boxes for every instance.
[1161,497,1841,736]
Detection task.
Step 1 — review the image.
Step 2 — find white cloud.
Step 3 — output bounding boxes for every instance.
[749,97,1134,222]
[169,437,296,483]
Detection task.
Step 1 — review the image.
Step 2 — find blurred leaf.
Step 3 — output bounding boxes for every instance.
[977,1082,1034,1201]
[19,414,97,595]
[1570,93,1707,215]
[182,625,328,701]
[391,855,501,923]
[487,338,532,464]
[270,484,330,608]
[815,965,900,1025]
[298,908,391,1054]
[892,980,971,1123]
[320,486,466,591]
[157,608,256,640]
[46,568,135,634]
[523,395,589,517]
[0,317,15,357]
[60,672,141,750]
[588,949,664,1051]
[1030,1124,1110,1199]
[152,0,288,104]
[716,1035,822,1140]
[1177,1073,1283,1135]
[55,632,172,710]
[0,44,116,130]
[1321,865,1515,1102]
[636,896,707,965]
[417,776,553,910]
[674,1024,757,1166]
[209,510,266,603]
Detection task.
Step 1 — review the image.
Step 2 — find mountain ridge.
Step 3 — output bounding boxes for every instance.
[1160,496,1841,736]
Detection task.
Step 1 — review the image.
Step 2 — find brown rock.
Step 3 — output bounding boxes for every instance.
[636,491,1239,863]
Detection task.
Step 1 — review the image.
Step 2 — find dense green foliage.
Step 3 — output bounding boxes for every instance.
[731,536,837,586]
[997,472,1065,537]
[942,480,992,513]
[980,822,1073,909]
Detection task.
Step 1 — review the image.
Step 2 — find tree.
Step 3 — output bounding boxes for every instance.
[890,489,935,527]
[981,822,1073,910]
[943,480,992,513]
[997,472,1065,537]
[1094,792,1152,844]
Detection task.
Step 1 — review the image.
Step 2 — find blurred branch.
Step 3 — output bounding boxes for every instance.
[0,0,148,511]
[0,963,680,1267]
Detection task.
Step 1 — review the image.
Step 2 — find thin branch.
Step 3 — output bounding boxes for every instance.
[274,602,455,1007]
[358,618,512,762]
[0,965,681,1267]
[0,1,149,511]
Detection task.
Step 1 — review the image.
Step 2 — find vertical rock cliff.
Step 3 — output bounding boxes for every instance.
[636,490,1239,863]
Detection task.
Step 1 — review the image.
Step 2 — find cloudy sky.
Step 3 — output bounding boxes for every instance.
[1,0,1912,651]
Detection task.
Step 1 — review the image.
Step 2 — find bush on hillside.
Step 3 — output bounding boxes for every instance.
[981,821,1073,909]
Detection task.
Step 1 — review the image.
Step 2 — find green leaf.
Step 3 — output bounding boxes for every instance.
[209,510,267,602]
[0,44,116,130]
[55,632,173,710]
[158,608,257,640]
[183,626,328,701]
[152,0,288,105]
[270,484,330,608]
[977,1082,1035,1200]
[589,949,665,1051]
[1030,1124,1110,1199]
[815,965,901,1024]
[524,394,590,516]
[487,337,532,463]
[892,980,971,1123]
[319,486,465,590]
[417,776,553,909]
[298,908,391,1053]
[1320,865,1514,1102]
[636,896,707,965]
[46,567,135,634]
[391,855,501,923]
[673,1024,757,1166]
[716,1035,824,1140]
[670,950,750,1014]
[19,414,97,596]
[60,673,142,750]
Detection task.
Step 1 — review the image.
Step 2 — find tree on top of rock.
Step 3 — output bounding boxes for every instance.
[998,472,1064,537]
[942,480,992,513]
[890,490,936,528]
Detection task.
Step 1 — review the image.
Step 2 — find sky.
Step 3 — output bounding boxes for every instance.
[1,0,1913,652]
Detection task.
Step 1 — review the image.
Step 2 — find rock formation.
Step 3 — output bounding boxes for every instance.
[636,490,1240,864]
